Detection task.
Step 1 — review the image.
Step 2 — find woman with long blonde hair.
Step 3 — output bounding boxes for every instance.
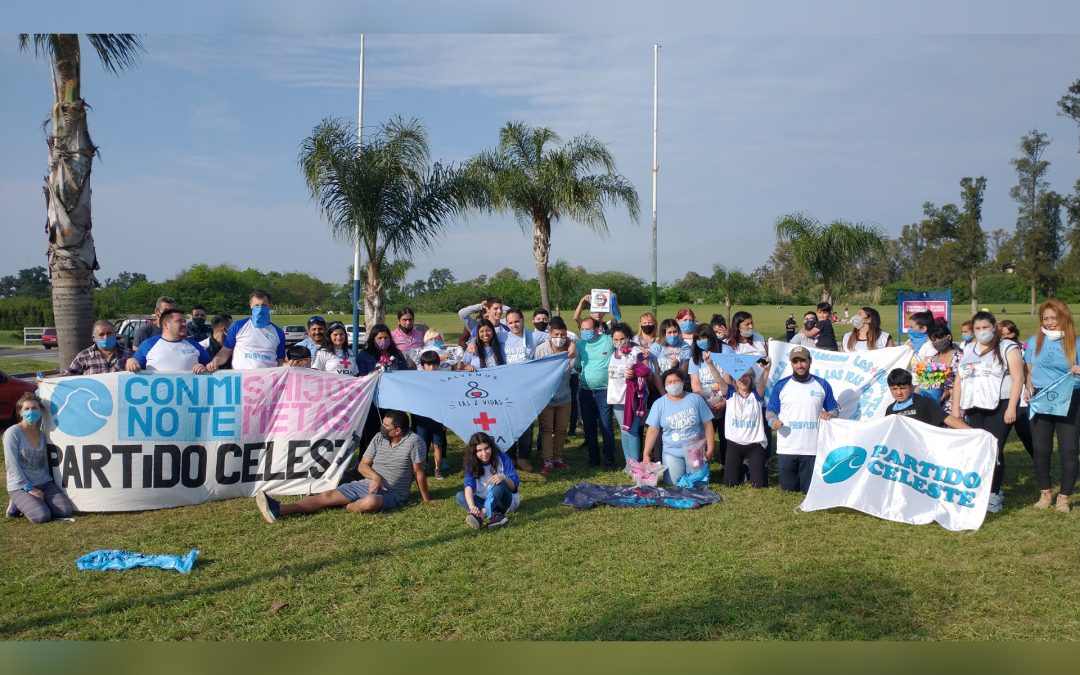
[1024,299,1080,513]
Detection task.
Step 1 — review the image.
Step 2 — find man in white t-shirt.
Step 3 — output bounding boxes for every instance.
[207,289,286,371]
[127,309,212,373]
[765,346,840,494]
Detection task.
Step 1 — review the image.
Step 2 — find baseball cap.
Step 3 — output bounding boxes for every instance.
[789,346,812,361]
[307,315,326,326]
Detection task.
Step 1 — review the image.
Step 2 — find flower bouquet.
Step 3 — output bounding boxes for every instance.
[913,360,950,402]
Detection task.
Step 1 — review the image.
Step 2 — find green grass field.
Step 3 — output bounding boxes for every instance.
[1,303,1076,640]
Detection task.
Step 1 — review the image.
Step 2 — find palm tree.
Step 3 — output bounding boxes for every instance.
[19,34,144,369]
[300,116,471,327]
[774,213,887,305]
[468,121,640,310]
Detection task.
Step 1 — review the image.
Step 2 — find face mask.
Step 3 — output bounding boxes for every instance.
[1042,328,1063,340]
[551,337,567,348]
[696,339,710,350]
[96,336,117,350]
[192,317,206,328]
[613,340,628,349]
[399,325,412,334]
[665,383,684,396]
[678,320,695,333]
[804,319,816,329]
[932,338,952,352]
[580,329,596,342]
[251,305,271,328]
[740,329,754,338]
[665,335,679,346]
[534,321,549,332]
[908,330,928,349]
[961,333,973,343]
[380,428,394,441]
[375,338,391,351]
[893,396,914,411]
[21,409,42,424]
[976,330,995,345]
[851,316,865,330]
[640,324,656,335]
[428,340,444,349]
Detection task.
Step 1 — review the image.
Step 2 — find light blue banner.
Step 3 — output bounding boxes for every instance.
[1029,373,1077,419]
[712,351,762,378]
[375,355,568,449]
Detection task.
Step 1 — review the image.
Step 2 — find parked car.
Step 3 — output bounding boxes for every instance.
[115,318,153,350]
[0,369,36,424]
[345,324,368,346]
[283,324,307,346]
[41,327,57,349]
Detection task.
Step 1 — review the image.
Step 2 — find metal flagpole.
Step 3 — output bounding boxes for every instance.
[650,43,660,318]
[352,34,365,360]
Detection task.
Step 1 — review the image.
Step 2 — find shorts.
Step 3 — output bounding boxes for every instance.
[412,415,447,448]
[335,479,405,511]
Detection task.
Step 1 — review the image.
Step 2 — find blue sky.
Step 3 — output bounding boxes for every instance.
[1,7,1079,289]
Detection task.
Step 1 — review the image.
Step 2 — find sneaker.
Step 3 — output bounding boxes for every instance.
[465,514,482,529]
[541,461,554,474]
[433,470,446,480]
[6,499,20,518]
[515,458,533,473]
[255,492,281,523]
[487,512,508,528]
[986,493,1003,514]
[553,459,570,469]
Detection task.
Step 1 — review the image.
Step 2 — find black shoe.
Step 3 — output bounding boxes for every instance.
[255,492,280,523]
[487,512,508,528]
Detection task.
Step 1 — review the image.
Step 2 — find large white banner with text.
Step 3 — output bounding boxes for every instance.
[38,368,378,511]
[801,416,997,531]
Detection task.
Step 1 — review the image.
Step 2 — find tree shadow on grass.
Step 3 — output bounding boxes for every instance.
[1,488,580,636]
[540,568,928,640]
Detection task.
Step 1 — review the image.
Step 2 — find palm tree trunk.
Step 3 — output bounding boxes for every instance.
[970,267,978,316]
[364,259,385,329]
[47,36,99,370]
[533,215,552,310]
[821,277,833,305]
[1030,280,1037,315]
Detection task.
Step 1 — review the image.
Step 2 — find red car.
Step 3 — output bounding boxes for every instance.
[0,369,37,424]
[42,327,58,349]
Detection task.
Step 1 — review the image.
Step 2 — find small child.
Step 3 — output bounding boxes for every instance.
[457,432,520,529]
[885,368,970,429]
[720,363,770,487]
[413,350,450,479]
[285,344,312,368]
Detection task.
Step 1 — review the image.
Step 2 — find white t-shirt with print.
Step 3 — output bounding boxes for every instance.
[957,341,1019,411]
[607,345,645,405]
[724,386,766,447]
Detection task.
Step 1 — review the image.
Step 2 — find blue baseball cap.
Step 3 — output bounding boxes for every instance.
[307,315,326,326]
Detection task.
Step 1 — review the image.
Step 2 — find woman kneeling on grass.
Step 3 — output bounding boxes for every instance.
[457,432,520,529]
[642,368,716,486]
[5,392,76,524]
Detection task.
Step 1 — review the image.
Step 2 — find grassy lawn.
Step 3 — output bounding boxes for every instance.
[1,429,1077,640]
[0,357,56,377]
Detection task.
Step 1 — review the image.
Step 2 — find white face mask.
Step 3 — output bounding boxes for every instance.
[851,315,865,330]
[1042,327,1063,340]
[976,330,995,345]
[665,382,684,396]
[551,337,567,348]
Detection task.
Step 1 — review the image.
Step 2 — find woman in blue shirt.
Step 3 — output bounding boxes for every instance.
[643,368,716,486]
[461,319,506,371]
[456,432,520,529]
[4,392,76,524]
[1024,299,1080,513]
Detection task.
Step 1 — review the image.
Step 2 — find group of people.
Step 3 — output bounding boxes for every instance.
[5,290,1079,528]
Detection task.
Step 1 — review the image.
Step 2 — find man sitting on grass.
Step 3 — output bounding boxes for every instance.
[255,410,433,522]
[884,368,971,429]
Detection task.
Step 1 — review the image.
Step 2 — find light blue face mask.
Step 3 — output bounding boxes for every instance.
[696,339,709,350]
[665,335,679,346]
[428,340,444,349]
[678,320,696,333]
[580,330,596,342]
[892,396,914,411]
[252,304,271,328]
[96,336,117,350]
[21,409,42,424]
[908,330,929,349]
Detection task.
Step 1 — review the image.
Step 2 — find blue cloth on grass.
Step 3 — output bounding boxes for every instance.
[76,549,199,574]
[562,482,721,509]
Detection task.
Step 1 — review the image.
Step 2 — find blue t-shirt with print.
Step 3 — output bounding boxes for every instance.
[645,393,714,458]
[1024,335,1080,390]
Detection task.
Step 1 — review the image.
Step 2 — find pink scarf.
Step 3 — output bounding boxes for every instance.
[622,359,651,431]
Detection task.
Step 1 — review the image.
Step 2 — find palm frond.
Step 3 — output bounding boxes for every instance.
[85,34,144,74]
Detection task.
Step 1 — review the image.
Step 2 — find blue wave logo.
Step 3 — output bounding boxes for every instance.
[821,445,867,484]
[49,378,113,437]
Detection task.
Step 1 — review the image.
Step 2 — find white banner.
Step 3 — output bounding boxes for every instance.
[766,342,914,420]
[801,416,998,530]
[38,368,379,512]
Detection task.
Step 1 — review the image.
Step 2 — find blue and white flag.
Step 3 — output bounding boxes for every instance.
[712,351,761,378]
[1029,373,1077,419]
[375,355,568,449]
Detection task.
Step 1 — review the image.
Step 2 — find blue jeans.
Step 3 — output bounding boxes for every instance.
[612,404,642,463]
[662,453,687,487]
[778,455,816,494]
[455,484,512,518]
[579,385,615,467]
